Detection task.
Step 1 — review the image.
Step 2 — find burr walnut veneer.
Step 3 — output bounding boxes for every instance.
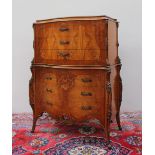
[29,16,122,140]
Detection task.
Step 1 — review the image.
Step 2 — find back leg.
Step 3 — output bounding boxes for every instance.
[116,109,122,130]
[31,116,38,133]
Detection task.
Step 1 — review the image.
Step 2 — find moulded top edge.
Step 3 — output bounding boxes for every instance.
[33,15,118,25]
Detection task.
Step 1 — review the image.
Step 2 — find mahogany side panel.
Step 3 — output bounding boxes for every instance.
[108,21,118,65]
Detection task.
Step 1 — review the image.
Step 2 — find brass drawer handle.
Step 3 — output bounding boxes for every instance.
[46,77,52,80]
[60,40,70,45]
[58,51,70,58]
[81,105,93,110]
[106,82,111,93]
[59,27,69,32]
[81,92,92,96]
[46,88,53,93]
[81,78,92,83]
[46,102,53,106]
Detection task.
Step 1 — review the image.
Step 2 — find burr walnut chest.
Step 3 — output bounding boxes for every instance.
[29,16,122,140]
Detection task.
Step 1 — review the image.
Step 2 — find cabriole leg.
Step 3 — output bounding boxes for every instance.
[31,115,38,133]
[113,58,122,130]
[116,106,122,130]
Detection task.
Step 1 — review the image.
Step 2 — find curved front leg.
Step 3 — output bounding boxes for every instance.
[113,58,122,130]
[29,66,42,133]
[31,112,39,133]
[29,66,36,132]
[102,68,112,141]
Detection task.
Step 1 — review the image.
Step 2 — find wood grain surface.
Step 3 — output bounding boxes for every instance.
[29,16,122,140]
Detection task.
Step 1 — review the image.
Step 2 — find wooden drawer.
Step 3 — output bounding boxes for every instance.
[34,49,107,65]
[35,37,81,50]
[53,21,81,38]
[39,50,84,60]
[36,71,57,87]
[43,74,57,86]
[35,84,60,103]
[68,101,101,120]
[40,50,101,61]
[42,100,62,117]
[34,67,106,86]
[34,21,81,38]
[75,74,100,87]
[68,86,105,103]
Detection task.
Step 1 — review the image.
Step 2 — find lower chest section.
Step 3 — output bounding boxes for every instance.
[34,67,108,121]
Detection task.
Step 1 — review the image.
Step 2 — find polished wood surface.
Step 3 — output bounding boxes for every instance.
[34,20,107,65]
[29,16,122,140]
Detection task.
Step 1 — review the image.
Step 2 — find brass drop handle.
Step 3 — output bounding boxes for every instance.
[81,105,93,110]
[60,40,70,45]
[106,83,111,93]
[81,92,92,96]
[81,78,92,83]
[46,102,53,106]
[46,88,53,93]
[59,27,69,32]
[46,77,52,80]
[58,51,70,58]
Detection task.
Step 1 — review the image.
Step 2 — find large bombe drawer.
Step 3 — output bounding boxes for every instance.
[33,66,110,122]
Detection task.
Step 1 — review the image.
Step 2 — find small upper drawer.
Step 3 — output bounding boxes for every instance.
[53,21,81,37]
[35,37,81,50]
[34,21,81,38]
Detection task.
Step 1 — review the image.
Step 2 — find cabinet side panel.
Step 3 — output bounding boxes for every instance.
[110,67,117,120]
[108,21,118,65]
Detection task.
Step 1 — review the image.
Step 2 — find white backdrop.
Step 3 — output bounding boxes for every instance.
[12,0,142,112]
